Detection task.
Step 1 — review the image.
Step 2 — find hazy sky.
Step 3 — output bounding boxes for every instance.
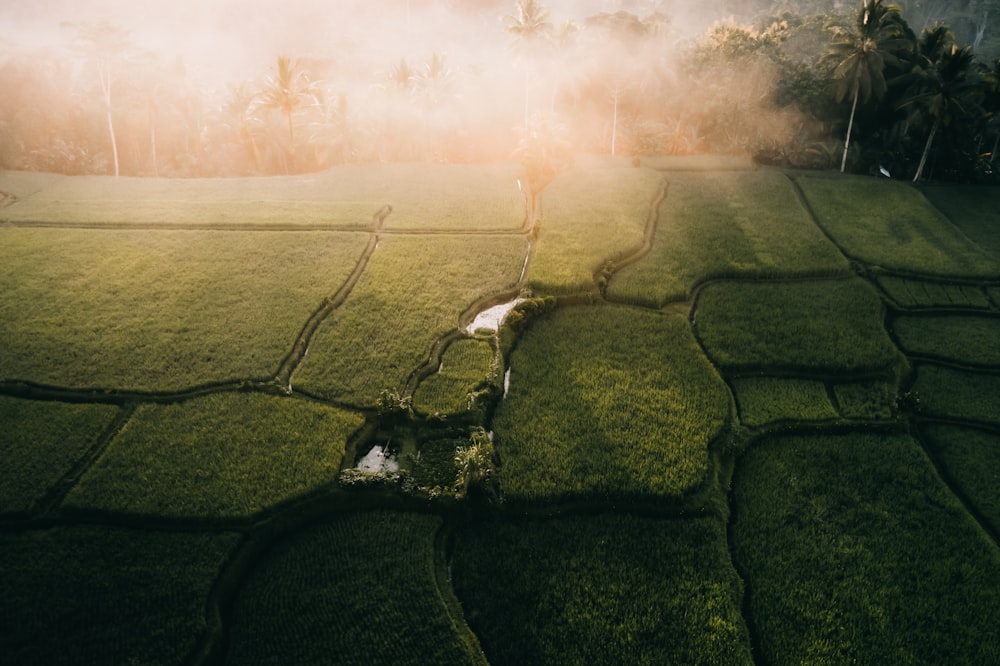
[0,0,735,85]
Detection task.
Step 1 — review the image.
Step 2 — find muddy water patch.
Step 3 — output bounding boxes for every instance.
[465,298,525,335]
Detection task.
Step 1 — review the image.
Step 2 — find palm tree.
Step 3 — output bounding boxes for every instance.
[899,29,982,182]
[826,0,912,172]
[66,21,134,177]
[256,56,320,171]
[505,0,554,128]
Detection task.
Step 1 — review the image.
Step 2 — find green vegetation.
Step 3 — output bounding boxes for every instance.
[910,365,1000,424]
[64,393,364,518]
[0,164,524,230]
[494,304,730,502]
[226,511,475,666]
[732,431,1000,665]
[608,171,849,306]
[876,276,993,309]
[921,424,1000,536]
[293,235,526,405]
[0,526,239,665]
[833,379,898,419]
[921,185,1000,256]
[893,315,1000,365]
[526,165,662,293]
[412,338,497,417]
[452,513,753,665]
[795,175,1000,276]
[0,228,368,390]
[0,397,118,514]
[731,376,837,427]
[696,278,904,373]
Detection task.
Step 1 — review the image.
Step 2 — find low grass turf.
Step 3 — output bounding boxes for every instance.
[794,175,1000,277]
[695,278,904,374]
[412,338,497,417]
[920,423,1000,536]
[292,235,526,406]
[909,364,1000,424]
[892,315,1000,365]
[225,511,475,666]
[0,397,118,514]
[452,513,753,665]
[920,184,1000,257]
[876,276,993,309]
[526,164,663,293]
[730,376,837,427]
[0,163,525,230]
[731,431,1000,665]
[0,228,369,391]
[493,304,731,502]
[63,393,364,519]
[607,171,849,306]
[0,525,239,666]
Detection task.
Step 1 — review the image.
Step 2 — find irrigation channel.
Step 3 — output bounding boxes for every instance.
[2,167,1000,666]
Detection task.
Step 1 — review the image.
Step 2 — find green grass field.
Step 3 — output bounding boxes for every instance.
[0,526,240,665]
[0,227,369,391]
[493,303,730,502]
[2,160,999,665]
[607,170,849,306]
[453,513,753,665]
[63,393,364,518]
[732,431,1000,665]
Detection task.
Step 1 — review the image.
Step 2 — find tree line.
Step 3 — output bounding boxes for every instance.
[0,0,998,183]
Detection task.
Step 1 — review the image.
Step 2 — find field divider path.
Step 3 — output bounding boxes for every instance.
[596,177,669,302]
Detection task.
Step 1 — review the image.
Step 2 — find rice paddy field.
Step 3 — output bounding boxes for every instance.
[2,158,999,664]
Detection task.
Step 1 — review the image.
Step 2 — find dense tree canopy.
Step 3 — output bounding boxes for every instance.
[1,0,998,182]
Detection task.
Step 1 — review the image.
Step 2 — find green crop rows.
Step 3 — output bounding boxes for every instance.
[732,432,1000,665]
[493,303,730,502]
[2,161,999,664]
[226,511,475,665]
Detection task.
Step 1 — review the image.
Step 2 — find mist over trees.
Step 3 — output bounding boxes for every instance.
[1,0,998,182]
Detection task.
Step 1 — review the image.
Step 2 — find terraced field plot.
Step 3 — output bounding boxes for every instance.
[2,161,999,664]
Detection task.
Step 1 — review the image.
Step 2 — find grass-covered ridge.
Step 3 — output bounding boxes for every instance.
[494,304,730,502]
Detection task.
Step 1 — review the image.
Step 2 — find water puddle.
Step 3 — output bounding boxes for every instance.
[355,444,399,473]
[465,298,524,335]
[503,367,511,398]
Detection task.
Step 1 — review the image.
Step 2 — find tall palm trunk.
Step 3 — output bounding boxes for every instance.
[841,81,860,173]
[99,64,120,177]
[913,117,940,182]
